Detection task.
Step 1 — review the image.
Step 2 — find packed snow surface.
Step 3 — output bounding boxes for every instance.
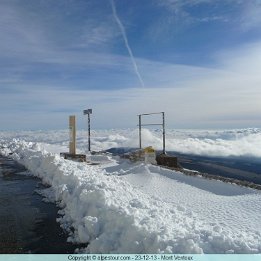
[0,128,261,253]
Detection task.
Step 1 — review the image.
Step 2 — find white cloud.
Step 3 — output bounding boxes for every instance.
[79,22,119,47]
[0,3,48,58]
[2,40,261,130]
[2,39,261,129]
[0,1,119,63]
[157,0,228,23]
[214,42,261,76]
[239,1,261,31]
[158,0,261,31]
[0,0,149,90]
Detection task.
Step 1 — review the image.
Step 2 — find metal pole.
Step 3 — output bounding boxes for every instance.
[139,115,141,149]
[88,113,91,152]
[162,112,166,154]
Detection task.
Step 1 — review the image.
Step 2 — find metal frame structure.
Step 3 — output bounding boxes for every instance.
[83,109,92,152]
[138,112,166,154]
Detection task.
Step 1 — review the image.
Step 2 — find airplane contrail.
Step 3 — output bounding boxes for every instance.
[110,0,145,88]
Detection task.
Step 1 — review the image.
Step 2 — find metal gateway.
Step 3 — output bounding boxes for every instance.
[138,112,166,154]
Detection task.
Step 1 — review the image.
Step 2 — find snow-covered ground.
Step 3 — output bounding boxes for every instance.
[0,128,261,253]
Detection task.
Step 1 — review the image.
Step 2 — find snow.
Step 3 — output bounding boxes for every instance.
[0,128,261,253]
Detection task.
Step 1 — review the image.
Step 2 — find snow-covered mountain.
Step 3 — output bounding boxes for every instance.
[0,128,260,253]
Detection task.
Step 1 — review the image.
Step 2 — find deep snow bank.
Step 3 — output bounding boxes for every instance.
[0,138,261,253]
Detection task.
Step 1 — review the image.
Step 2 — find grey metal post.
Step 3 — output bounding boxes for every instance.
[139,115,141,149]
[88,113,91,152]
[162,112,166,154]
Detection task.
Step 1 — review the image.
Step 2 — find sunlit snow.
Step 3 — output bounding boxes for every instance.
[0,128,261,253]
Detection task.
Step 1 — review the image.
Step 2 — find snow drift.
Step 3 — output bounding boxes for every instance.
[0,133,261,254]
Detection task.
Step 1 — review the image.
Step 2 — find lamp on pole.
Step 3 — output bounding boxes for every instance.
[83,109,92,152]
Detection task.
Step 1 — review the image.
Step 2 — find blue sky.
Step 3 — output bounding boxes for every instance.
[1,0,261,130]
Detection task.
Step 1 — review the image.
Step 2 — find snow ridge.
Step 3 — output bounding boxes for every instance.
[1,138,261,253]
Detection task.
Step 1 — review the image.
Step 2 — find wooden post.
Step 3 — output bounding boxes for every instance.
[69,115,76,155]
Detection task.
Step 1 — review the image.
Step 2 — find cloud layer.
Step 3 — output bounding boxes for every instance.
[1,41,261,130]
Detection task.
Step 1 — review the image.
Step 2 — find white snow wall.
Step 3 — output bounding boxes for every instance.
[0,139,260,254]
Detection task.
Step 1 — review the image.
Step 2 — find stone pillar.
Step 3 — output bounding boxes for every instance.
[69,115,76,155]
